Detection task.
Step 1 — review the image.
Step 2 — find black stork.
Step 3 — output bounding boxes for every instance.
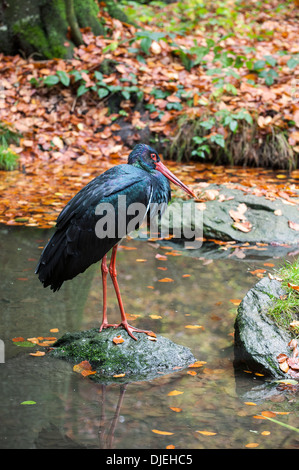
[36,144,196,340]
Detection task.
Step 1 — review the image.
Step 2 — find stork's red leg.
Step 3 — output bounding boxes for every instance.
[99,254,119,331]
[109,245,155,341]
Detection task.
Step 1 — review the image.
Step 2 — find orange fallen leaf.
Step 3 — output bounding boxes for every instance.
[81,370,96,377]
[73,360,93,374]
[185,324,203,329]
[146,331,157,337]
[136,259,147,262]
[261,411,276,418]
[158,277,174,282]
[170,407,182,412]
[182,274,191,277]
[166,445,175,449]
[12,337,25,342]
[288,282,299,291]
[196,430,217,436]
[187,370,197,376]
[245,443,259,448]
[113,335,125,344]
[50,328,59,333]
[113,373,126,378]
[188,361,207,368]
[244,402,257,406]
[29,351,45,356]
[250,269,266,276]
[152,429,174,436]
[167,390,184,396]
[229,299,241,305]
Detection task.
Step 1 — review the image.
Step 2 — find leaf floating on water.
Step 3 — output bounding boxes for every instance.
[167,390,183,396]
[152,429,174,436]
[229,299,241,305]
[185,324,203,329]
[196,430,217,436]
[158,277,174,282]
[261,411,276,418]
[29,351,45,357]
[187,370,197,376]
[155,254,167,260]
[188,361,207,368]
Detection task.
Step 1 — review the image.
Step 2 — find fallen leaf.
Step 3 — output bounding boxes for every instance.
[12,337,25,342]
[113,373,126,378]
[29,351,45,356]
[196,430,217,436]
[158,277,174,282]
[261,411,277,418]
[229,299,241,305]
[288,282,299,291]
[170,407,182,412]
[167,390,184,396]
[113,335,125,344]
[245,443,259,448]
[288,220,299,231]
[152,429,174,436]
[188,360,207,368]
[185,324,203,329]
[233,221,252,232]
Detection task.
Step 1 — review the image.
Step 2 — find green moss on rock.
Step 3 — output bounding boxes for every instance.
[50,327,196,383]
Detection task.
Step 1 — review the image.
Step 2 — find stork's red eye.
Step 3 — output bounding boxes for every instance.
[151,153,157,161]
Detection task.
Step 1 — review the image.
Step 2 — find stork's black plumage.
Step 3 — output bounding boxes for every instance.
[36,144,195,339]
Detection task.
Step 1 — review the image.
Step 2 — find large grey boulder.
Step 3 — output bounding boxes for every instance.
[161,184,299,245]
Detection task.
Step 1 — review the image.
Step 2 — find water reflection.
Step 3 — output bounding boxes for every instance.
[0,225,298,449]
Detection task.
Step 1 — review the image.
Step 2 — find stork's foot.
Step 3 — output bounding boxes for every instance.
[99,321,120,332]
[115,321,155,341]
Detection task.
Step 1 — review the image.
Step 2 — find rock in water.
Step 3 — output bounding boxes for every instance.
[50,327,196,383]
[234,277,293,378]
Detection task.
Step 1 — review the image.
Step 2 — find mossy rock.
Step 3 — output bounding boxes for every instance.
[234,277,293,378]
[50,327,196,384]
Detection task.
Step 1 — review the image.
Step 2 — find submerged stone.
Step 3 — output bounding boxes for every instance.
[50,327,196,384]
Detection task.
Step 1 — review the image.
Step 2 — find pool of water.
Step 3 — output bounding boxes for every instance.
[0,225,298,449]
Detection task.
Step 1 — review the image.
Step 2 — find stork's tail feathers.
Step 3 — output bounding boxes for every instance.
[35,230,67,292]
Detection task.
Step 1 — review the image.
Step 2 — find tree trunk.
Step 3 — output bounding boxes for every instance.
[0,0,104,59]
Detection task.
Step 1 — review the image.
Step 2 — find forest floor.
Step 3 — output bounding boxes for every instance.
[0,0,298,228]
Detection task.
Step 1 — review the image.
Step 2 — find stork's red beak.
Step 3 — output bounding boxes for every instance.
[155,161,196,198]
